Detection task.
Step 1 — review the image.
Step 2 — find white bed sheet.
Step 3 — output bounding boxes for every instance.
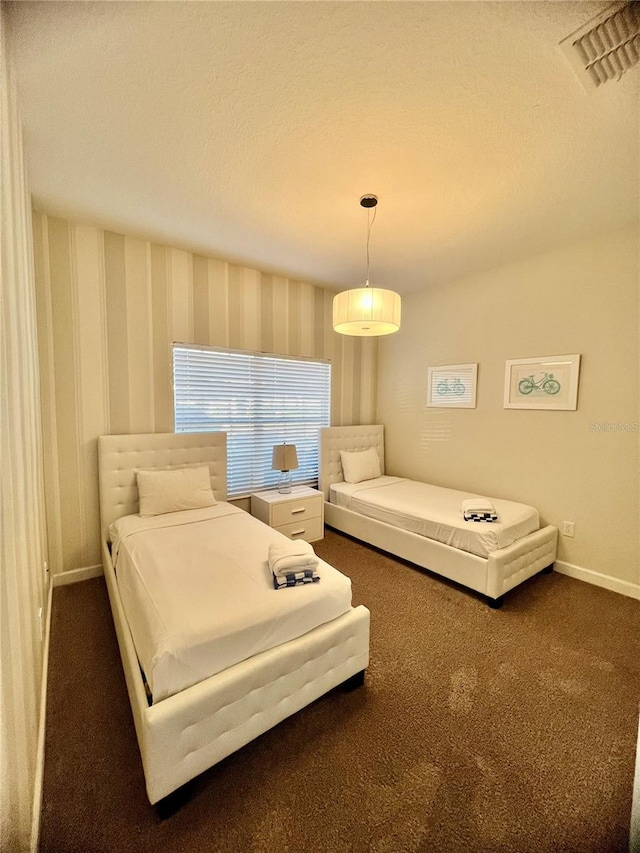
[109,503,352,703]
[329,477,539,558]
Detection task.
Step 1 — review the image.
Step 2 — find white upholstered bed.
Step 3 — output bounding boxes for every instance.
[98,431,370,806]
[319,425,557,607]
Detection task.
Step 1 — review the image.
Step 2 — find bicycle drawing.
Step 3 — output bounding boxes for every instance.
[428,363,477,408]
[517,372,561,396]
[437,378,465,396]
[504,354,579,410]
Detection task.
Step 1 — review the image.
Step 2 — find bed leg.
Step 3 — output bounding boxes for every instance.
[342,669,365,691]
[542,564,554,574]
[155,782,193,820]
[487,595,504,609]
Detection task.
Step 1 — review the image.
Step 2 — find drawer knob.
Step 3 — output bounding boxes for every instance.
[291,507,306,514]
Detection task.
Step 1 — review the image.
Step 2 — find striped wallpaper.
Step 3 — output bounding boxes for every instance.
[2,11,48,848]
[32,212,377,574]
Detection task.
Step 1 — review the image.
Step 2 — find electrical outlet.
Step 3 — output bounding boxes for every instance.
[562,521,575,537]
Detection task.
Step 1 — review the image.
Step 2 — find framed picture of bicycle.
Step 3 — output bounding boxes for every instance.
[503,354,581,410]
[427,363,478,408]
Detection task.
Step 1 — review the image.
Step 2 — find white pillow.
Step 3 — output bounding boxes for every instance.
[340,448,381,484]
[136,465,217,517]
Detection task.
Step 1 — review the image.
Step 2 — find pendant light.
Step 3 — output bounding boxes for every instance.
[333,194,401,336]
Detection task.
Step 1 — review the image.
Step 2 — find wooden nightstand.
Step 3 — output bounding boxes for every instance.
[250,486,324,543]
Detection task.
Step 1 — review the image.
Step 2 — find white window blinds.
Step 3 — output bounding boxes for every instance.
[173,345,331,497]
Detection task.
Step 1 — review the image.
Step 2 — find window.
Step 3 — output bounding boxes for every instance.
[173,345,331,497]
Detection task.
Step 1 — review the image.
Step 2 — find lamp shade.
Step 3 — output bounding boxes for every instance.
[271,443,298,472]
[333,287,401,336]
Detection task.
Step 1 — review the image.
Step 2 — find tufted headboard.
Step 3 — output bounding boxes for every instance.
[318,425,385,500]
[98,431,227,539]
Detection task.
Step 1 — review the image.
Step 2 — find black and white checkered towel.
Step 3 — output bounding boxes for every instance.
[464,510,499,522]
[272,569,321,589]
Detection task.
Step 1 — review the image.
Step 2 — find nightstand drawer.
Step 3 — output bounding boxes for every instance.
[276,516,323,543]
[271,496,322,527]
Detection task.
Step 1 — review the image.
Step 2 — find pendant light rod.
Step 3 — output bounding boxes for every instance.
[361,194,378,288]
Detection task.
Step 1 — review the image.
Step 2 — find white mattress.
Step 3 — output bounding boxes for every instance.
[109,503,352,703]
[329,476,539,558]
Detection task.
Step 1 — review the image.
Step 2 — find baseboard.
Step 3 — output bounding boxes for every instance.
[31,564,104,847]
[631,711,640,853]
[30,578,53,853]
[554,561,640,601]
[51,564,103,587]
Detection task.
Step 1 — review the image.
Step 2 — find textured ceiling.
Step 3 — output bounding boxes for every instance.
[7,0,639,293]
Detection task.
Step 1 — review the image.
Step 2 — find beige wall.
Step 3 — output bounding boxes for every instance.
[33,212,377,574]
[376,227,639,589]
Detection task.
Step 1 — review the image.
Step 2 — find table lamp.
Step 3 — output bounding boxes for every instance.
[271,443,298,494]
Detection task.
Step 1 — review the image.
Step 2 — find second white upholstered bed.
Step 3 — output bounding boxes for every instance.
[98,431,370,806]
[320,425,557,607]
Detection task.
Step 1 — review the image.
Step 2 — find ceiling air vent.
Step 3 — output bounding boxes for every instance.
[559,1,640,90]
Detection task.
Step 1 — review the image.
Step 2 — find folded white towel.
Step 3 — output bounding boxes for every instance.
[268,540,319,576]
[462,498,496,514]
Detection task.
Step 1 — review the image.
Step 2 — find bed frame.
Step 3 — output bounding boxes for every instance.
[98,431,370,806]
[319,425,557,607]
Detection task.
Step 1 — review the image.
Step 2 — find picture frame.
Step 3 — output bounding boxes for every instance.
[503,354,581,410]
[427,363,478,408]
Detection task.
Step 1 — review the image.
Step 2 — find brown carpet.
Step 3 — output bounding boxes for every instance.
[40,529,640,853]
